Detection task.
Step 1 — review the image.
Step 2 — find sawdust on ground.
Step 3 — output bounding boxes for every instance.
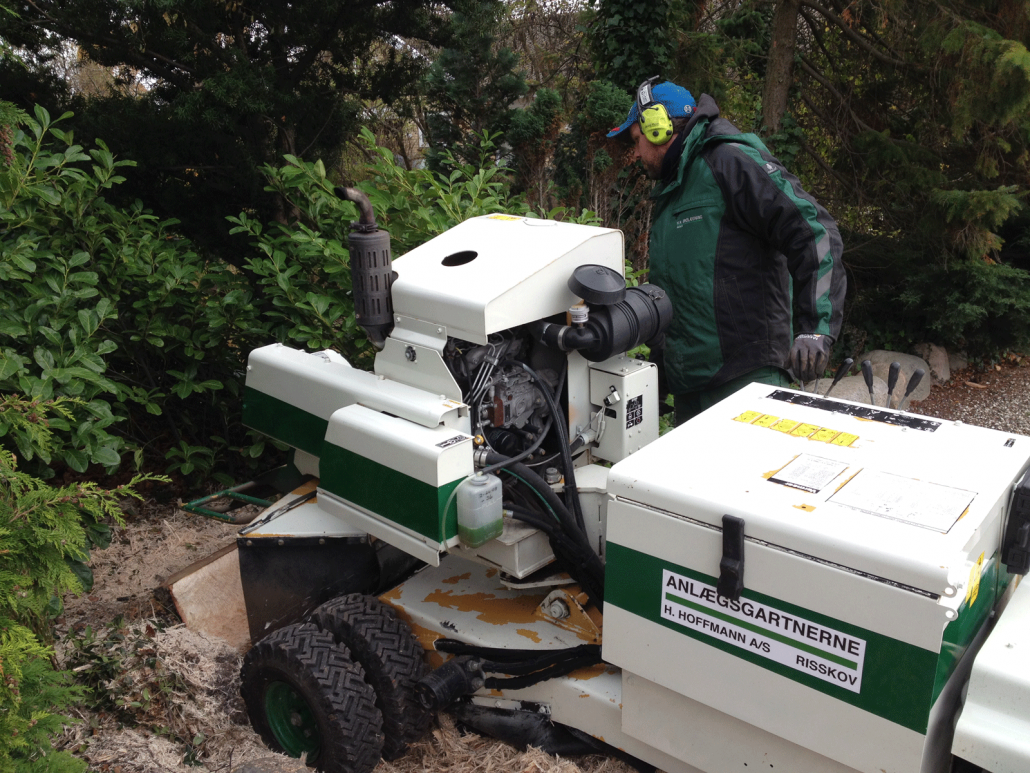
[53,506,636,773]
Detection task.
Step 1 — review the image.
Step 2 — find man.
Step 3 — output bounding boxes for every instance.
[608,78,846,424]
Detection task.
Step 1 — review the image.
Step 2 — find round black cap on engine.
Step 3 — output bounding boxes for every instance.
[568,264,626,305]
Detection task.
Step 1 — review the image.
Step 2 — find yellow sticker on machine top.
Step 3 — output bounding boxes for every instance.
[733,411,859,446]
[733,411,762,424]
[810,427,841,443]
[486,214,522,221]
[790,423,820,438]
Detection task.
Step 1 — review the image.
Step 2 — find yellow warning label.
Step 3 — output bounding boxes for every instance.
[486,214,522,221]
[968,552,985,606]
[733,411,762,424]
[811,428,840,443]
[732,413,861,447]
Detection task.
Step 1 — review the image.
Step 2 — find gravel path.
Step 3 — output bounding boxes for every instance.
[910,357,1030,437]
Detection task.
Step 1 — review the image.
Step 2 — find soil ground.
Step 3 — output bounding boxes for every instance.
[52,358,1030,773]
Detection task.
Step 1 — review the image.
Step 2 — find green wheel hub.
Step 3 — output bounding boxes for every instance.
[265,680,321,760]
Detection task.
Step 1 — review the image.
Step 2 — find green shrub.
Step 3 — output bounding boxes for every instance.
[0,396,163,773]
[0,107,264,479]
[897,260,1030,357]
[2,110,599,482]
[229,128,600,370]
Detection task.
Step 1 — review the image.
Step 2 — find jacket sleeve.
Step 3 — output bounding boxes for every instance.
[707,140,846,340]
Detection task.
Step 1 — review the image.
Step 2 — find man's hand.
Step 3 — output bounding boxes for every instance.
[787,334,832,382]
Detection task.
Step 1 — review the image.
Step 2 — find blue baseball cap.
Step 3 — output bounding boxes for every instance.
[607,82,696,138]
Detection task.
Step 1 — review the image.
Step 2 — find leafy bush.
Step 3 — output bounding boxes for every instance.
[898,260,1030,357]
[0,107,259,479]
[230,127,600,369]
[2,110,598,483]
[0,396,163,773]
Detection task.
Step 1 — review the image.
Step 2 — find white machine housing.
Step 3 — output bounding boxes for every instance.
[242,214,660,572]
[603,382,1030,773]
[236,213,1030,773]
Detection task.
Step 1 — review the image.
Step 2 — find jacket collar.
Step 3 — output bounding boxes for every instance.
[652,94,721,198]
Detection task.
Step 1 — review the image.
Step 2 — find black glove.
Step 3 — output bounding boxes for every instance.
[787,334,832,382]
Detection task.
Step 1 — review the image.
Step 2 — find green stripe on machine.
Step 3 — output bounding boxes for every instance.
[243,387,327,457]
[932,554,1001,704]
[320,443,460,542]
[605,541,941,733]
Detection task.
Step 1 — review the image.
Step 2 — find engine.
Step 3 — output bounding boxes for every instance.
[242,211,672,597]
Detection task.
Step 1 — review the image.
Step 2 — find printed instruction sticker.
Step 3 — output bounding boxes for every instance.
[768,453,850,494]
[771,419,801,433]
[753,414,780,428]
[661,570,866,693]
[829,469,976,532]
[486,214,522,221]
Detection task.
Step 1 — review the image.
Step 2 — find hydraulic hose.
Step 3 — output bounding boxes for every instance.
[497,360,586,532]
[477,364,568,478]
[486,457,604,609]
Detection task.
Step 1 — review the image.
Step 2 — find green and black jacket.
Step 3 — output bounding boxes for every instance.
[648,95,846,395]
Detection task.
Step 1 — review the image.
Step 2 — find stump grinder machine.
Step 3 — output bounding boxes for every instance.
[189,192,1030,773]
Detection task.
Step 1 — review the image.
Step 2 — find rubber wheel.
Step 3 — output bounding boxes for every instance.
[312,593,431,760]
[241,622,384,773]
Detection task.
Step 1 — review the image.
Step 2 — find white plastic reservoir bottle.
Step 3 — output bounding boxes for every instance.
[456,472,503,548]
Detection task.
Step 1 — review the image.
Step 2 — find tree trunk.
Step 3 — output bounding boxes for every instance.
[761,0,802,136]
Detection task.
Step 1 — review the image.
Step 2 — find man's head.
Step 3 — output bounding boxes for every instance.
[608,79,696,179]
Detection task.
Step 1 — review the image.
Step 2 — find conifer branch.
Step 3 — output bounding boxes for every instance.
[800,0,911,68]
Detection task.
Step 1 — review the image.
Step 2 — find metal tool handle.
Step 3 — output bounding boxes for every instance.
[824,357,854,398]
[898,368,926,412]
[861,360,875,405]
[885,361,901,408]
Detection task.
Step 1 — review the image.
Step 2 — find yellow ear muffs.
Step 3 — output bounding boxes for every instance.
[639,103,673,145]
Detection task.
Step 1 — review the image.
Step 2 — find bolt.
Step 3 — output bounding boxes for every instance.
[548,599,570,620]
[405,346,417,362]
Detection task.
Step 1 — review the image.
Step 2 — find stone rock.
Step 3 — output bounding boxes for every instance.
[234,756,308,773]
[857,350,933,403]
[810,374,888,405]
[910,343,951,385]
[949,350,970,373]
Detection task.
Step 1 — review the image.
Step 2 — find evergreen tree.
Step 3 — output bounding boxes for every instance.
[0,0,451,257]
[421,0,528,171]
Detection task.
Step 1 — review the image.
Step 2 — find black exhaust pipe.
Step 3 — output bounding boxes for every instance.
[336,186,395,349]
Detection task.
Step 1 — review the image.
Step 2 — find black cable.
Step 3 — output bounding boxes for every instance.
[434,639,600,667]
[490,468,604,610]
[498,359,586,533]
[482,647,601,676]
[479,365,566,476]
[505,504,590,564]
[483,654,602,690]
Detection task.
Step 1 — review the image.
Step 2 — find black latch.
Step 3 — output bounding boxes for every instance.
[1002,468,1030,575]
[718,515,745,600]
